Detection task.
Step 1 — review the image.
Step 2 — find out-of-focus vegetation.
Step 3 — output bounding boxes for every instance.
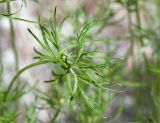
[0,0,160,123]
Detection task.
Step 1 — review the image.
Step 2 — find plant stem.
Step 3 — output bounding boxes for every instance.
[127,8,134,56]
[7,2,19,71]
[135,1,151,120]
[0,14,3,116]
[135,1,148,69]
[0,16,3,83]
[7,60,49,93]
[70,68,78,94]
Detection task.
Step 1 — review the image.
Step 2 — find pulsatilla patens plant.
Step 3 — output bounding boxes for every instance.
[9,7,115,114]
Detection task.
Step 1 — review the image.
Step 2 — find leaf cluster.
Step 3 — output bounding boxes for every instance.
[26,7,114,111]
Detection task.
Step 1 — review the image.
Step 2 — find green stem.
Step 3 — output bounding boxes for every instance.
[135,1,151,120]
[134,2,143,119]
[7,60,49,93]
[50,108,61,122]
[127,8,134,56]
[7,2,19,71]
[0,17,3,83]
[135,1,148,69]
[70,68,78,95]
[153,58,160,122]
[0,14,3,116]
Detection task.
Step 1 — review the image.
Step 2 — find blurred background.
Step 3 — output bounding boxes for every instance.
[0,0,160,123]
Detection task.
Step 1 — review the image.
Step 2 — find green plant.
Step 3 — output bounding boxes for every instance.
[7,6,122,122]
[1,0,160,122]
[0,0,14,3]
